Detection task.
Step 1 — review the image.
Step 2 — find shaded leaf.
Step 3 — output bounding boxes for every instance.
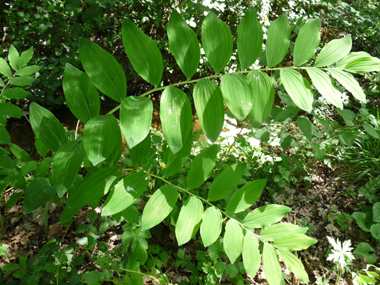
[8,45,19,70]
[263,243,282,285]
[2,88,30,99]
[162,133,192,177]
[224,219,244,263]
[314,35,352,67]
[373,203,380,223]
[0,102,23,118]
[243,204,291,228]
[296,117,313,141]
[9,76,36,86]
[200,206,222,247]
[0,127,11,144]
[277,249,309,283]
[370,224,380,240]
[363,123,379,139]
[8,143,31,163]
[353,242,377,264]
[24,178,55,214]
[18,46,34,68]
[0,58,12,78]
[129,134,152,167]
[266,14,291,67]
[242,231,261,278]
[336,109,355,126]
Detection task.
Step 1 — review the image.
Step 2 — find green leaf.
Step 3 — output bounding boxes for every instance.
[336,51,371,69]
[338,129,356,147]
[226,178,267,214]
[160,86,192,154]
[352,211,372,232]
[296,117,313,141]
[314,35,352,67]
[168,10,200,79]
[141,185,178,231]
[2,263,20,274]
[120,96,152,149]
[24,177,55,214]
[221,74,253,121]
[186,144,220,190]
[273,234,317,251]
[2,88,30,99]
[0,58,12,78]
[242,231,261,278]
[370,224,380,240]
[208,163,246,202]
[0,102,23,118]
[15,65,41,76]
[52,141,85,198]
[83,115,119,166]
[18,46,34,68]
[19,161,38,176]
[61,167,120,224]
[63,63,100,123]
[336,108,355,126]
[263,243,282,285]
[8,143,31,163]
[176,196,204,246]
[266,14,291,67]
[259,223,308,242]
[353,242,377,264]
[200,206,223,247]
[122,20,163,87]
[6,192,23,210]
[306,67,343,109]
[102,172,148,216]
[34,157,53,177]
[277,249,309,283]
[237,7,263,70]
[344,56,380,73]
[79,37,127,103]
[293,18,321,66]
[30,102,68,152]
[373,203,380,223]
[243,204,291,228]
[129,134,152,167]
[8,45,20,70]
[202,12,233,74]
[280,68,313,113]
[35,138,49,157]
[224,219,244,263]
[105,126,123,167]
[193,79,224,142]
[247,71,274,128]
[327,68,366,102]
[363,123,380,139]
[0,126,11,144]
[162,133,192,177]
[0,77,4,87]
[9,76,36,86]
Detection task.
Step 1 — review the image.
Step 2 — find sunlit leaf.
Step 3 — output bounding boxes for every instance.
[243,231,261,278]
[344,56,380,73]
[202,12,233,74]
[0,58,12,78]
[18,46,34,68]
[263,243,282,285]
[327,68,366,102]
[273,234,317,251]
[15,65,41,76]
[122,20,163,87]
[336,51,371,69]
[314,35,352,67]
[277,249,309,283]
[224,219,243,263]
[242,204,291,228]
[200,206,223,247]
[259,223,308,242]
[8,45,20,70]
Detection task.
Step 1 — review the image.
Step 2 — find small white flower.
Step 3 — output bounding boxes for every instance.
[326,236,355,269]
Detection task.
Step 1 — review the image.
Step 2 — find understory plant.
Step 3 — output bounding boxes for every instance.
[1,6,380,285]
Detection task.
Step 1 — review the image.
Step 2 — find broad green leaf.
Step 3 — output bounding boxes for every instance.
[63,63,100,123]
[0,77,4,86]
[314,35,352,67]
[129,134,152,167]
[160,86,192,154]
[61,167,120,224]
[353,242,377,264]
[24,177,55,214]
[247,71,274,128]
[15,65,41,76]
[122,20,163,87]
[263,243,281,285]
[336,109,355,126]
[226,178,267,214]
[224,219,244,263]
[266,14,291,67]
[277,249,309,283]
[221,74,253,121]
[208,163,246,201]
[344,56,380,73]
[306,67,343,109]
[293,19,321,66]
[363,123,380,139]
[9,76,36,86]
[370,224,380,240]
[2,88,30,99]
[18,46,34,68]
[105,126,123,167]
[200,206,222,247]
[338,129,356,147]
[34,157,53,177]
[373,203,380,223]
[242,231,261,278]
[336,51,371,69]
[30,102,68,152]
[0,127,11,144]
[19,161,38,176]
[280,68,313,113]
[237,7,263,69]
[168,10,200,79]
[296,117,313,141]
[176,196,204,246]
[0,58,12,77]
[141,185,178,231]
[8,143,31,163]
[120,96,152,149]
[79,37,127,102]
[243,204,291,228]
[193,80,224,142]
[52,141,85,198]
[163,133,192,177]
[259,223,308,242]
[35,138,49,157]
[83,115,119,166]
[327,68,366,102]
[0,102,23,118]
[273,234,317,250]
[186,144,220,190]
[9,45,20,70]
[102,172,148,216]
[202,12,233,74]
